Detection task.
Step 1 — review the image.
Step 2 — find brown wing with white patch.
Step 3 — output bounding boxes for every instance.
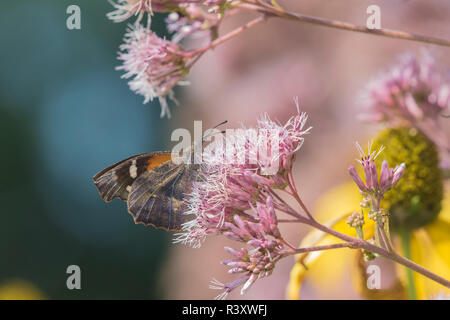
[93,152,171,202]
[127,162,200,231]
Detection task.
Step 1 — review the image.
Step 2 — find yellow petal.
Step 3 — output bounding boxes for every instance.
[396,220,450,299]
[301,220,375,293]
[314,182,362,222]
[304,182,375,249]
[286,263,305,300]
[0,279,46,300]
[427,219,450,270]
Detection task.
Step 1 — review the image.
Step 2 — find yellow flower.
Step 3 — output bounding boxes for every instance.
[0,279,46,300]
[286,182,450,300]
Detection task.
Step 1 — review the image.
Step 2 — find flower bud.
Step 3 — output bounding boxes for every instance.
[346,212,365,228]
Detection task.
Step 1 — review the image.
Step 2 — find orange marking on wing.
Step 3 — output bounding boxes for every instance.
[146,154,172,171]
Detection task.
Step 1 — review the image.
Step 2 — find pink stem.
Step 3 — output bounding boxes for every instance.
[288,242,354,255]
[239,1,450,47]
[185,15,266,58]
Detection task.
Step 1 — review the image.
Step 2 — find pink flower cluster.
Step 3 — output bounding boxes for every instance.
[165,6,219,44]
[360,51,450,156]
[208,198,284,299]
[107,0,206,23]
[361,51,450,124]
[109,1,224,117]
[175,103,310,246]
[348,142,405,200]
[174,104,311,298]
[116,24,190,118]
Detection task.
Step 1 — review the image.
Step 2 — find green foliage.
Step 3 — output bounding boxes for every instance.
[372,127,443,231]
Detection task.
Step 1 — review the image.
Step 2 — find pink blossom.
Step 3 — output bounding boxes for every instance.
[361,51,450,123]
[349,142,405,198]
[209,276,249,300]
[211,239,283,298]
[174,106,311,247]
[107,0,153,23]
[253,197,280,239]
[173,107,311,298]
[165,5,219,43]
[116,24,190,118]
[360,50,450,153]
[256,98,312,173]
[107,0,204,23]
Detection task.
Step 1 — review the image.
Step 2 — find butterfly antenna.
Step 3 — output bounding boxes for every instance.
[202,121,228,142]
[213,120,228,129]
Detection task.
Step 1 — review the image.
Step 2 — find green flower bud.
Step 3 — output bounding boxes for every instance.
[372,127,443,231]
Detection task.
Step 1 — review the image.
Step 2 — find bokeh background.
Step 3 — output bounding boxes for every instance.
[1,0,449,299]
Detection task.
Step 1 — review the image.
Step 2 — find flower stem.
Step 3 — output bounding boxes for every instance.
[399,228,417,300]
[279,237,297,251]
[185,15,266,58]
[239,1,450,48]
[286,178,316,221]
[290,242,354,255]
[377,221,395,253]
[273,188,447,287]
[305,217,450,289]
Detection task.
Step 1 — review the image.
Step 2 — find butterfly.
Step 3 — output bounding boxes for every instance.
[93,151,200,231]
[93,121,227,231]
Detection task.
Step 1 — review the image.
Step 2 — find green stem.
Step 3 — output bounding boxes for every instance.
[400,228,417,300]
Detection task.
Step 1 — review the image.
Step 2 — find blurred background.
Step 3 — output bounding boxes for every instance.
[1,0,449,299]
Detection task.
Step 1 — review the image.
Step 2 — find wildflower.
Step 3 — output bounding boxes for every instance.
[372,127,443,230]
[361,51,450,123]
[174,103,311,247]
[346,212,364,228]
[367,209,380,221]
[348,142,405,200]
[173,105,311,298]
[360,50,450,153]
[360,197,371,208]
[166,12,203,43]
[213,227,284,298]
[107,0,204,23]
[206,196,285,298]
[165,5,219,43]
[287,181,450,300]
[209,277,248,300]
[256,98,312,173]
[182,178,286,297]
[107,0,152,23]
[117,24,190,118]
[347,212,377,261]
[287,128,449,300]
[255,197,281,239]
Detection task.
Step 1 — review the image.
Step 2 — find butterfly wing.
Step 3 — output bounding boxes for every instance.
[93,151,199,231]
[93,151,172,202]
[127,161,199,230]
